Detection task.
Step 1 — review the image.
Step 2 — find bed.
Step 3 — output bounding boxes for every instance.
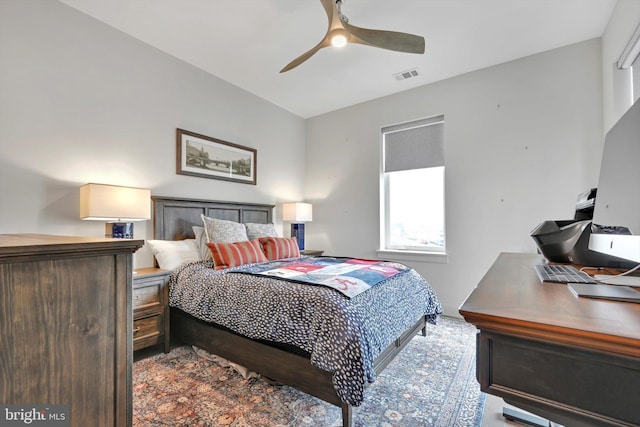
[151,195,442,427]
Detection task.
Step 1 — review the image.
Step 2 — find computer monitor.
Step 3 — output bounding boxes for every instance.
[588,99,640,267]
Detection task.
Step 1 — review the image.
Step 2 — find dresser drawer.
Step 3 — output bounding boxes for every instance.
[133,315,164,351]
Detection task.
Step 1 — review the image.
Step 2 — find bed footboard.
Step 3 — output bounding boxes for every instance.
[170,308,428,427]
[170,308,342,405]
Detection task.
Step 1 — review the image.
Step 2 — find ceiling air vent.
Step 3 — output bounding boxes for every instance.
[393,68,420,81]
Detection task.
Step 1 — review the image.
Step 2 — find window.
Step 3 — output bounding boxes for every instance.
[380,115,445,254]
[632,55,640,103]
[618,22,640,102]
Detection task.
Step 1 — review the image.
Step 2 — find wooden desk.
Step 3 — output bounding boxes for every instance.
[459,252,640,427]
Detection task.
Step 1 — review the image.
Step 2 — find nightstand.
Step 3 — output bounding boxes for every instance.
[301,249,324,256]
[133,267,171,353]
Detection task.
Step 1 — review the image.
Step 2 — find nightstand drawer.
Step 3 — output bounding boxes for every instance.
[133,315,163,350]
[133,280,163,309]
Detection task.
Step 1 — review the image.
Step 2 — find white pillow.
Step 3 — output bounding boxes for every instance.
[192,226,213,261]
[146,239,201,270]
[201,214,248,243]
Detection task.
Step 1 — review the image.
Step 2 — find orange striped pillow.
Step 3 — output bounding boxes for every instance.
[207,239,268,270]
[259,237,301,261]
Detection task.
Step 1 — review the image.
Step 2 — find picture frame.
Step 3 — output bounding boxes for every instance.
[176,129,257,185]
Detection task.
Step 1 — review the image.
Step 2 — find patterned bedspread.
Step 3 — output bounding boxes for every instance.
[169,258,442,406]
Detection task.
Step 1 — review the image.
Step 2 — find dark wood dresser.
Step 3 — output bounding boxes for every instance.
[0,234,143,427]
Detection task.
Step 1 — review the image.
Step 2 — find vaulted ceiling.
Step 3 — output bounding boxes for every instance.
[59,0,616,118]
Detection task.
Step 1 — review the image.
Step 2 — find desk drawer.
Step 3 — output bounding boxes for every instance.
[478,331,640,426]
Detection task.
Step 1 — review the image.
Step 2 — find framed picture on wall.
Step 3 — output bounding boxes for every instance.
[176,129,257,185]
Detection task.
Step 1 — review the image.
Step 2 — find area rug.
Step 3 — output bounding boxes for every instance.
[133,316,485,426]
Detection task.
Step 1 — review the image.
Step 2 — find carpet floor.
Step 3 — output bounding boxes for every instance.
[133,316,485,426]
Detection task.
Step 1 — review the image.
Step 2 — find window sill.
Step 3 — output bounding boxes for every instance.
[376,249,449,264]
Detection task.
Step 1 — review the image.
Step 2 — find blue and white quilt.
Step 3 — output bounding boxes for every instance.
[230,257,410,297]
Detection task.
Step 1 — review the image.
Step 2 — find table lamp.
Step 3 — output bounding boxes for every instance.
[80,183,151,238]
[282,202,312,250]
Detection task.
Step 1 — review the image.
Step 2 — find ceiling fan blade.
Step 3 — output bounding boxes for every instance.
[280,0,338,73]
[319,0,338,22]
[345,22,425,54]
[280,39,331,73]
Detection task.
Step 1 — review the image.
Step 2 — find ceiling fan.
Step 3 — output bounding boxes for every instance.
[280,0,425,73]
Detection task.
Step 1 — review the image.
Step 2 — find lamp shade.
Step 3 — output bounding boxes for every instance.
[80,183,151,221]
[282,202,312,222]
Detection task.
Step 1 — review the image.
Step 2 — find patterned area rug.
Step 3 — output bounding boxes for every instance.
[133,316,485,426]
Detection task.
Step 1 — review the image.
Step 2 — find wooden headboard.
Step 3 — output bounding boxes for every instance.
[152,196,275,240]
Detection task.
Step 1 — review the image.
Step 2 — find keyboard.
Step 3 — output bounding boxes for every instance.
[534,264,597,284]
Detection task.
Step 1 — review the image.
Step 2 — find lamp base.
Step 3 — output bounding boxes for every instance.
[291,223,305,250]
[106,222,134,239]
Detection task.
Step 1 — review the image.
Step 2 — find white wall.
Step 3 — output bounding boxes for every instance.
[602,0,640,132]
[305,40,604,316]
[0,1,623,316]
[0,0,306,268]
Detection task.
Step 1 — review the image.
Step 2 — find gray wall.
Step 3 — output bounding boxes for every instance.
[0,0,306,268]
[304,40,604,316]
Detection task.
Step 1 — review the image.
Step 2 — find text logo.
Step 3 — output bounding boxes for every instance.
[0,405,69,427]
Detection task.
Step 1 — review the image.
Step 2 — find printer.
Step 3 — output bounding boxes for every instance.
[530,189,635,268]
